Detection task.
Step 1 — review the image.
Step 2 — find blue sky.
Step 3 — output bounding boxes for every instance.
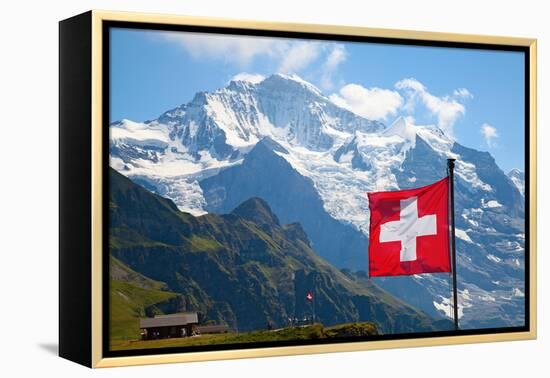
[110,27,525,172]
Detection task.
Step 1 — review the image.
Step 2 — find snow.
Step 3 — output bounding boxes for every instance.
[461,208,483,228]
[482,199,503,208]
[508,168,525,196]
[338,150,354,165]
[273,72,323,95]
[158,178,208,216]
[274,145,373,233]
[358,133,405,148]
[432,289,473,319]
[455,228,473,243]
[513,288,525,297]
[110,156,127,171]
[383,116,417,142]
[231,72,266,84]
[487,254,502,263]
[432,299,452,318]
[416,126,453,153]
[479,293,496,302]
[204,93,260,148]
[496,240,524,252]
[110,119,170,145]
[455,160,492,192]
[109,116,245,213]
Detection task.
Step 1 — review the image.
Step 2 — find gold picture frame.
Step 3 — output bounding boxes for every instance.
[59,9,537,368]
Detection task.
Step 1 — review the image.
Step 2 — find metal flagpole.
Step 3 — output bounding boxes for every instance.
[447,158,459,331]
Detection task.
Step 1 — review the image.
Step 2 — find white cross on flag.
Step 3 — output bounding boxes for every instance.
[367,177,451,277]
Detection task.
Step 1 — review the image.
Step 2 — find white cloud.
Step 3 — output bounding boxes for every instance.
[329,83,403,120]
[160,32,285,66]
[395,77,467,136]
[230,72,266,84]
[158,31,347,87]
[480,123,499,147]
[278,41,322,73]
[324,45,346,71]
[453,88,473,99]
[396,78,426,92]
[320,45,347,90]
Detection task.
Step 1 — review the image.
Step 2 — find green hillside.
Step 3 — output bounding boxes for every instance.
[109,167,451,342]
[112,322,377,351]
[109,256,181,344]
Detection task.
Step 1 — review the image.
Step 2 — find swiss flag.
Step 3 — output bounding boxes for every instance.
[367,177,451,277]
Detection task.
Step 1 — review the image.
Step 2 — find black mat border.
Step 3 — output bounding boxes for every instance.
[101,20,531,359]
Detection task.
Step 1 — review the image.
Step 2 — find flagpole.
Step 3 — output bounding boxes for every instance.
[447,158,459,331]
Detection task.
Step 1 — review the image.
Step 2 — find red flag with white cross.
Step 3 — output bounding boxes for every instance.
[367,177,451,277]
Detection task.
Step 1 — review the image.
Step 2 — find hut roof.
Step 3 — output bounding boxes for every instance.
[139,312,198,328]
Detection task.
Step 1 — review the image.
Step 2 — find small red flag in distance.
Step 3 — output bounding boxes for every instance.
[367,177,451,277]
[306,292,313,301]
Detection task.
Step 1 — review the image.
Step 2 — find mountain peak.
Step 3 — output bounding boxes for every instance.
[383,116,417,141]
[231,197,281,227]
[229,72,266,85]
[260,73,323,96]
[227,79,258,92]
[508,168,524,176]
[190,91,209,106]
[507,168,525,196]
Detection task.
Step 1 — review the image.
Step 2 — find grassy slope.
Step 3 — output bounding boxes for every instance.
[111,322,377,351]
[110,280,179,342]
[110,255,166,290]
[109,257,181,344]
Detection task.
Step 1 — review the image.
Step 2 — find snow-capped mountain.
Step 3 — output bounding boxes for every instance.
[508,168,525,196]
[110,73,525,329]
[156,73,383,156]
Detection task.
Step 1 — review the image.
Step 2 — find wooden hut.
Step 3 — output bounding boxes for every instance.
[139,312,198,340]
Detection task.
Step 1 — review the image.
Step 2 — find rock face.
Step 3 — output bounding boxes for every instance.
[109,74,526,330]
[109,167,448,334]
[200,138,369,269]
[143,73,383,160]
[508,168,525,196]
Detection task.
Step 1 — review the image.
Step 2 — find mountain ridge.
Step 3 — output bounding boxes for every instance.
[109,167,449,334]
[109,73,525,330]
